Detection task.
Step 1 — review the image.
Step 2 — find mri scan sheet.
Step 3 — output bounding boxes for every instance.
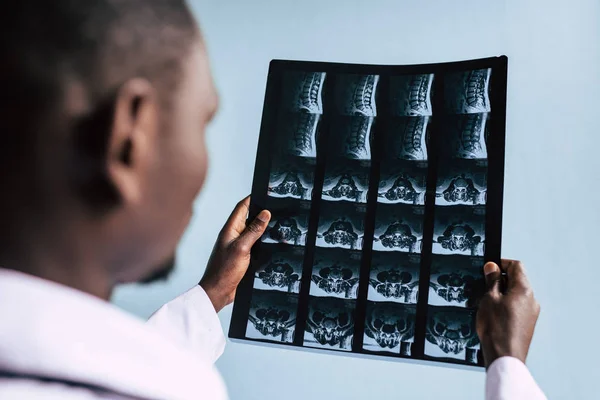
[230,57,508,369]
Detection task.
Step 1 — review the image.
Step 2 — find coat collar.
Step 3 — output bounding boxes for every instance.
[0,268,226,400]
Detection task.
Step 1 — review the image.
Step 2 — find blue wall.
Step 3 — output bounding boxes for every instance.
[112,1,600,398]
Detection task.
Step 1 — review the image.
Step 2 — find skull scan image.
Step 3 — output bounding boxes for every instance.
[444,68,491,114]
[363,303,416,355]
[444,113,489,160]
[277,111,321,158]
[368,253,420,304]
[428,256,485,307]
[390,74,434,117]
[373,206,424,253]
[322,162,369,204]
[385,116,430,161]
[425,308,480,364]
[246,290,298,344]
[331,115,374,160]
[310,249,361,299]
[378,163,427,205]
[433,209,485,256]
[253,248,304,294]
[304,297,355,351]
[334,74,379,117]
[281,71,326,114]
[316,205,365,250]
[262,209,309,247]
[268,157,315,201]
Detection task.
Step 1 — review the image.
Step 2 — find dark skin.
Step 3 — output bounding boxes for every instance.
[477,260,541,367]
[3,26,539,370]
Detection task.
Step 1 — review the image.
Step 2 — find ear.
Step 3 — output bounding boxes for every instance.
[107,78,158,207]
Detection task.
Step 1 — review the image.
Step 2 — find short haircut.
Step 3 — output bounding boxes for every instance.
[0,0,198,212]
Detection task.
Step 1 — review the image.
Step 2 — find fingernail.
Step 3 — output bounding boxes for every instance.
[483,262,498,275]
[256,210,270,223]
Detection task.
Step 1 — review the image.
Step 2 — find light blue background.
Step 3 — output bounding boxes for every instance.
[112,0,600,398]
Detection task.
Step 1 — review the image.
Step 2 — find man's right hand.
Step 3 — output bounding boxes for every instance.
[476,259,541,368]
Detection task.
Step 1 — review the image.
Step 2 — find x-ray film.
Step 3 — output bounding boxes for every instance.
[231,57,507,369]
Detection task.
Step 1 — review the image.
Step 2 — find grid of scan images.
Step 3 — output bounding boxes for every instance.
[233,58,506,368]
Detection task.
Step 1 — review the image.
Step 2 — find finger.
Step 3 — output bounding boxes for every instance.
[501,259,531,293]
[234,210,271,254]
[483,262,502,296]
[221,196,251,240]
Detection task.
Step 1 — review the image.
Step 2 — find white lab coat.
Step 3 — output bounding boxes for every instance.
[0,268,546,399]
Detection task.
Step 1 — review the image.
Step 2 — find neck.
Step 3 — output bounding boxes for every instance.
[0,238,113,300]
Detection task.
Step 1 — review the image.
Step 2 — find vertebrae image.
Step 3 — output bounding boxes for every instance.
[304,297,355,351]
[268,157,315,201]
[428,256,485,307]
[253,247,304,293]
[281,71,326,114]
[316,204,365,250]
[390,74,434,117]
[425,307,480,364]
[330,115,374,160]
[443,113,489,160]
[277,112,320,158]
[322,161,369,203]
[368,253,420,304]
[246,290,298,343]
[261,205,310,247]
[436,171,487,207]
[445,68,491,114]
[310,249,361,299]
[373,205,423,253]
[432,207,485,256]
[335,74,379,117]
[363,303,416,355]
[385,116,430,161]
[378,162,427,205]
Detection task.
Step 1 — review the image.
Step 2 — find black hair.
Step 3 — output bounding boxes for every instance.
[0,0,198,212]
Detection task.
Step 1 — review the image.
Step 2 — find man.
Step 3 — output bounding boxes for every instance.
[0,1,545,399]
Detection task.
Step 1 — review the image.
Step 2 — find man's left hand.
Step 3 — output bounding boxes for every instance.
[200,196,270,313]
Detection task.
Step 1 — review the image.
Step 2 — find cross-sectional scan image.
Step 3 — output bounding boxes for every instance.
[436,161,487,206]
[428,255,485,307]
[329,115,375,160]
[322,161,370,203]
[316,203,366,250]
[281,71,326,114]
[383,116,430,161]
[373,205,424,253]
[253,245,305,294]
[310,248,362,299]
[432,207,485,256]
[304,297,356,351]
[425,307,480,364]
[378,162,427,205]
[444,68,491,114]
[440,113,489,160]
[261,202,310,247]
[246,290,298,344]
[389,74,434,117]
[334,74,380,117]
[276,111,321,158]
[363,303,416,355]
[268,156,316,201]
[368,253,421,304]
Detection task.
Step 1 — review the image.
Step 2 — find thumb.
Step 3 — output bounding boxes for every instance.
[235,210,271,252]
[483,262,502,296]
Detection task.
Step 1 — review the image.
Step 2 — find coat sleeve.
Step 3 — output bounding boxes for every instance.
[486,357,547,400]
[146,285,226,364]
